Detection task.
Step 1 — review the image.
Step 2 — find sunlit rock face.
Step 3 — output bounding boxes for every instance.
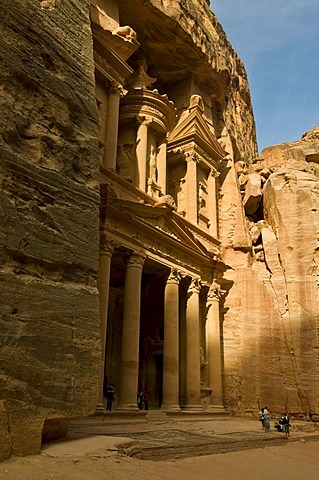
[1,0,317,461]
[0,0,101,460]
[222,128,319,416]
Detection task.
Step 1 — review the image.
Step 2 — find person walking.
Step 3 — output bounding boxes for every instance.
[106,383,115,411]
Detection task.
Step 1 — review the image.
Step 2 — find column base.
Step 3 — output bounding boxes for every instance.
[208,405,226,411]
[116,404,140,412]
[161,404,181,413]
[96,403,106,413]
[182,405,203,412]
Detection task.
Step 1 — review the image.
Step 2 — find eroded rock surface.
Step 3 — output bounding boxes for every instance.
[0,0,101,460]
[222,128,319,416]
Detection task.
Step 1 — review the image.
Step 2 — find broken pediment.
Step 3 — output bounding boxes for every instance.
[168,95,225,163]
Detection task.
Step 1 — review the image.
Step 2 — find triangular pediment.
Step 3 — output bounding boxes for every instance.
[110,199,211,258]
[168,105,225,161]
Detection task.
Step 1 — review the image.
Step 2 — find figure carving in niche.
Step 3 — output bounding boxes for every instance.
[149,144,158,183]
[200,346,207,369]
[116,143,134,182]
[198,181,208,211]
[112,25,137,43]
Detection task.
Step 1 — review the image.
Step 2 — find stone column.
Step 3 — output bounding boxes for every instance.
[136,116,151,192]
[157,135,167,195]
[162,269,181,412]
[117,252,146,411]
[96,239,115,411]
[208,170,218,237]
[103,83,123,170]
[206,283,224,409]
[185,277,202,410]
[186,154,198,224]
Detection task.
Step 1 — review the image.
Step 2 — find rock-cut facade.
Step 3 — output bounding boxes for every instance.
[0,0,318,460]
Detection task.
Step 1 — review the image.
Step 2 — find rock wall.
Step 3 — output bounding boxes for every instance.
[0,0,101,460]
[222,128,319,417]
[119,0,258,163]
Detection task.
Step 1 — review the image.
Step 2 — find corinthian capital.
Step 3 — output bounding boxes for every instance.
[188,277,201,293]
[100,237,117,256]
[126,251,146,269]
[109,82,124,96]
[207,283,221,302]
[166,268,181,284]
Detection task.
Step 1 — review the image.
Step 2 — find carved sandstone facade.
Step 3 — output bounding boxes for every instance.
[1,0,318,461]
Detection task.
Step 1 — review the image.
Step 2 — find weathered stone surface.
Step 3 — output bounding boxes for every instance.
[1,0,318,462]
[0,0,101,460]
[223,128,319,416]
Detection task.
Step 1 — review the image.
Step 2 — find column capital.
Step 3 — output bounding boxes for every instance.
[210,168,220,178]
[166,268,181,285]
[207,283,221,302]
[126,251,146,269]
[109,81,125,97]
[186,152,199,163]
[136,115,152,127]
[188,277,201,294]
[100,237,117,256]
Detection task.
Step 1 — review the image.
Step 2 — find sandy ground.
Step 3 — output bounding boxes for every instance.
[0,438,318,480]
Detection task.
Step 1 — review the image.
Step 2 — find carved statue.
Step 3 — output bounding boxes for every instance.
[112,25,137,43]
[149,144,157,183]
[116,143,134,181]
[189,94,204,112]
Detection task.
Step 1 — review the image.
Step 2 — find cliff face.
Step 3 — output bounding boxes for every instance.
[118,0,258,163]
[222,128,319,416]
[0,0,101,460]
[1,0,317,461]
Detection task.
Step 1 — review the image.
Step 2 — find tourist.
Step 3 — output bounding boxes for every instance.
[144,392,150,410]
[263,407,271,432]
[281,413,291,438]
[106,383,115,411]
[137,391,144,410]
[259,407,265,430]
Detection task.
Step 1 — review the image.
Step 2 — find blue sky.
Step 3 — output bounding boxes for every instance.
[210,1,319,154]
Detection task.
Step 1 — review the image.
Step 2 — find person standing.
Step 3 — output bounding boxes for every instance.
[281,413,291,438]
[263,407,271,432]
[259,407,265,431]
[137,391,144,410]
[144,392,150,410]
[106,383,115,411]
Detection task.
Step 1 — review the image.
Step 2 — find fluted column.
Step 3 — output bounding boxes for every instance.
[186,154,198,224]
[157,136,167,195]
[206,283,224,409]
[136,116,151,191]
[103,83,123,170]
[185,277,202,410]
[208,170,218,237]
[162,269,181,412]
[117,252,146,411]
[96,239,115,410]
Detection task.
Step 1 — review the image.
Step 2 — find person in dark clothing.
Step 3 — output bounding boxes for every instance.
[106,383,115,411]
[137,391,144,410]
[281,413,291,438]
[144,392,150,410]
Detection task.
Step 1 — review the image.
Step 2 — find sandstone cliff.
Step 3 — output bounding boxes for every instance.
[0,0,101,460]
[222,128,319,416]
